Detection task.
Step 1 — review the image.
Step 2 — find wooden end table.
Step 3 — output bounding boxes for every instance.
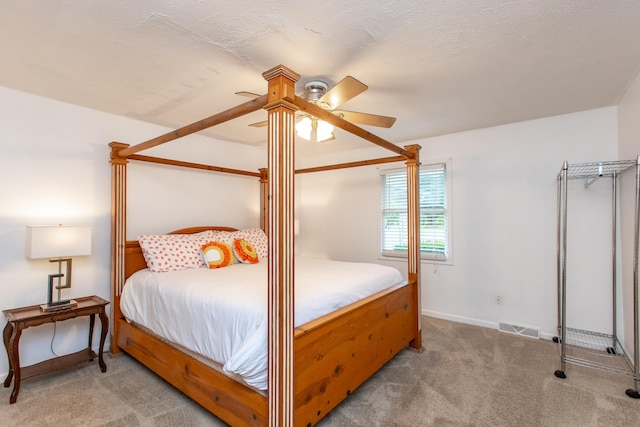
[2,295,109,403]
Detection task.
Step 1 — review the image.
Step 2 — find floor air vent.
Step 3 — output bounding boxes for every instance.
[498,322,540,339]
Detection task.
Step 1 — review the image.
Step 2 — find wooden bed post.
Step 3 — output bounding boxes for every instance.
[259,168,269,234]
[262,65,300,427]
[405,144,423,350]
[109,142,129,355]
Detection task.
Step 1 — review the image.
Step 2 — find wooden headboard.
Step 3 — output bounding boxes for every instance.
[123,226,239,280]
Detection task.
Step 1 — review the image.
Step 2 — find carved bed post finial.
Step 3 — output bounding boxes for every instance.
[109,141,129,355]
[262,65,300,427]
[404,144,423,350]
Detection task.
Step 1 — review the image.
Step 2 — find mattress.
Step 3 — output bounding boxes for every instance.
[120,257,403,390]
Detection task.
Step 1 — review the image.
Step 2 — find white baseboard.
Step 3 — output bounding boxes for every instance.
[423,309,498,330]
[539,331,557,341]
[423,309,556,341]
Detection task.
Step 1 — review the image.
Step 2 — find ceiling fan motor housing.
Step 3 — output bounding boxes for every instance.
[302,81,329,105]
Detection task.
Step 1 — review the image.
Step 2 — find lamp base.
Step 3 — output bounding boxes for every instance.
[40,299,78,312]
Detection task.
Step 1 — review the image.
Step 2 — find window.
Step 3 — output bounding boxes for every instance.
[380,161,451,261]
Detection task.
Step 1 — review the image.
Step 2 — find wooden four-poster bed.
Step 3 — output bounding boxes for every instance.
[109,65,422,426]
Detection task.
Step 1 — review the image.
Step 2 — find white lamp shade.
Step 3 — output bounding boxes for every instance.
[295,116,312,140]
[316,120,335,142]
[295,117,335,142]
[26,225,92,259]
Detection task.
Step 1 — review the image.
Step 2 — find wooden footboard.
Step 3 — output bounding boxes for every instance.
[294,280,417,426]
[117,319,268,426]
[115,279,418,427]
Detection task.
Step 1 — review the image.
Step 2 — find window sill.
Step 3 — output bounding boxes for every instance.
[378,254,453,266]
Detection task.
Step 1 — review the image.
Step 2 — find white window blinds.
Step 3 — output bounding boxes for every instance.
[381,163,449,261]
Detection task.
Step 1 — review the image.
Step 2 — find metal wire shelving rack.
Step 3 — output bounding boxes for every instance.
[554,157,640,398]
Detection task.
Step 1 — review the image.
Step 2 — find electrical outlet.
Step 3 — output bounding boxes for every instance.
[495,295,502,305]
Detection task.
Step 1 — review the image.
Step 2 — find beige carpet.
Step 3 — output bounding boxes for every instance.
[2,317,639,426]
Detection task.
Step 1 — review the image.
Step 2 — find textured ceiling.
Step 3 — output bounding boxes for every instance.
[1,0,640,155]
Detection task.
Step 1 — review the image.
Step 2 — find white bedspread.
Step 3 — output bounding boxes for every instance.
[120,258,403,390]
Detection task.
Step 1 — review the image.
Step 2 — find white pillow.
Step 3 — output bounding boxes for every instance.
[138,231,214,272]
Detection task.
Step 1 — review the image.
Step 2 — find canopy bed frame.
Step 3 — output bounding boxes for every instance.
[109,65,422,426]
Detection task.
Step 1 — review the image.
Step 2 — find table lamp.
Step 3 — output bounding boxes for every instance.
[26,225,92,312]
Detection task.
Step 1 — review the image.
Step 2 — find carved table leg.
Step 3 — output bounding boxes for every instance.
[98,309,108,373]
[6,322,22,404]
[3,322,14,388]
[88,313,95,361]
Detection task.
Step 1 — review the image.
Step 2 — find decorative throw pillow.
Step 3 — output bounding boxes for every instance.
[201,241,235,269]
[232,238,259,264]
[138,231,214,272]
[234,228,268,258]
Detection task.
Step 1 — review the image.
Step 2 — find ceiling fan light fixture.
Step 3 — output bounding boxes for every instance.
[295,116,334,142]
[316,120,334,142]
[295,116,313,140]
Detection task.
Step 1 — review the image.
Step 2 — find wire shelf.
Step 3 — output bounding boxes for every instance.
[565,327,618,351]
[558,159,636,180]
[562,327,634,378]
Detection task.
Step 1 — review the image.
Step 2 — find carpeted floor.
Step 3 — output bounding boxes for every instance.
[1,317,639,426]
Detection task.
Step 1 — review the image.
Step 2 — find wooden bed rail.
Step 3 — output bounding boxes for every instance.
[127,151,406,177]
[116,94,268,158]
[128,154,261,178]
[295,155,405,174]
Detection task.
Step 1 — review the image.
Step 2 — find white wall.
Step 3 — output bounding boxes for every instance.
[0,82,629,381]
[0,86,263,378]
[297,107,620,339]
[617,71,640,360]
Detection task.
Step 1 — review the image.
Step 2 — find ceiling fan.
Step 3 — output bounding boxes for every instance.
[236,76,396,142]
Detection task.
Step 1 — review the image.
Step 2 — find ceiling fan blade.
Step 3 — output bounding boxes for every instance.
[317,76,367,110]
[235,91,263,99]
[333,110,396,128]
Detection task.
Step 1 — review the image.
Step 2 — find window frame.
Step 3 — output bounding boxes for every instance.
[378,158,453,265]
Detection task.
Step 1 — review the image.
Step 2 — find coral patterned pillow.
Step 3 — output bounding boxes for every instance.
[208,230,235,245]
[233,238,259,264]
[138,231,213,272]
[201,241,235,269]
[234,228,268,258]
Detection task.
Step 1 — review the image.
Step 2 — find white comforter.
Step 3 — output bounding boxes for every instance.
[120,258,403,390]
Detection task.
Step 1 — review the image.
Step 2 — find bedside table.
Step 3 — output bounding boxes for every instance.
[2,295,109,404]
